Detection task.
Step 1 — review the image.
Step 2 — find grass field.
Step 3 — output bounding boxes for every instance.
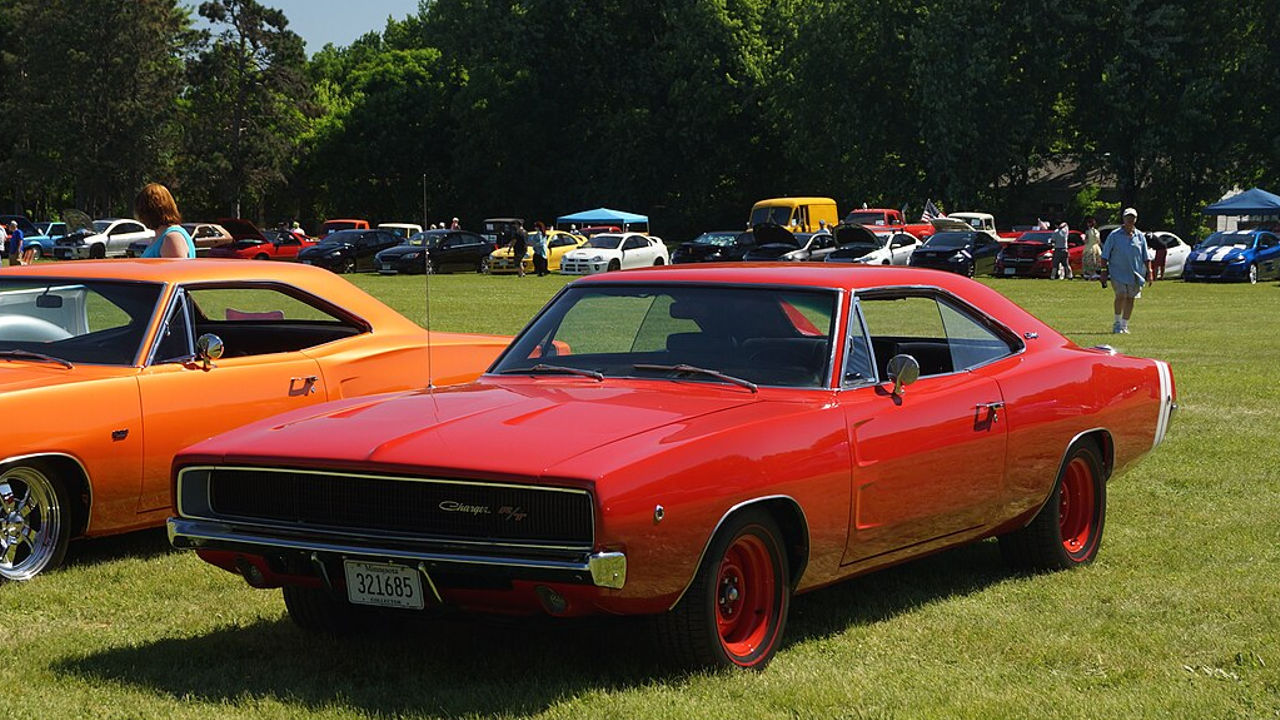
[3,270,1278,719]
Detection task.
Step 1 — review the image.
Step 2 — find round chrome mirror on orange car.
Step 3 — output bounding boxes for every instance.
[194,333,225,370]
[886,354,920,397]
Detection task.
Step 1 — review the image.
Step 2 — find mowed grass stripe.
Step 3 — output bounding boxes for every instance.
[0,270,1276,719]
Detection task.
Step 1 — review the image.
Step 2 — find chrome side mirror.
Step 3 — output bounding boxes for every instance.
[193,333,224,371]
[885,354,920,397]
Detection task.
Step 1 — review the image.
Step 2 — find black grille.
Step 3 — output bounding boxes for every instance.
[208,469,593,545]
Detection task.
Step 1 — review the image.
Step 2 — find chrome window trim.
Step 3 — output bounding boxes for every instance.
[852,284,1027,382]
[178,465,596,551]
[145,287,194,367]
[839,293,879,389]
[667,494,810,611]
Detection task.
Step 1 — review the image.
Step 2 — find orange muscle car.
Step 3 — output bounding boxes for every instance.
[0,260,509,581]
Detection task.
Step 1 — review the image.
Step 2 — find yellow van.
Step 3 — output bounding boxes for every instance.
[748,197,839,233]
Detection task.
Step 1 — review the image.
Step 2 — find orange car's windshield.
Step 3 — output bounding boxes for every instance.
[0,279,162,365]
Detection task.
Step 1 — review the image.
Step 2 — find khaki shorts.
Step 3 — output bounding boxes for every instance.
[1112,281,1142,299]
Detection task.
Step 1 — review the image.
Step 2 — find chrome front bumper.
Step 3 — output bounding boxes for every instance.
[167,517,627,589]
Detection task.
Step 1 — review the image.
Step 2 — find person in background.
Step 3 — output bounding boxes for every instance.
[6,221,23,266]
[529,221,549,276]
[1082,217,1102,280]
[134,183,195,258]
[290,221,307,241]
[0,223,8,266]
[1100,208,1149,334]
[450,217,461,230]
[510,222,528,278]
[1150,234,1168,280]
[1050,221,1072,279]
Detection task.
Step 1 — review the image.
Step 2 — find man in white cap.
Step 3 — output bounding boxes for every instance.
[1100,207,1149,333]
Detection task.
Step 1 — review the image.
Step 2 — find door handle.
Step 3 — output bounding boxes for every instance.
[290,375,319,396]
[976,401,1004,422]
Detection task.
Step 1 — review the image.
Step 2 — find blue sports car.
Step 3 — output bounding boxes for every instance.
[1183,229,1280,284]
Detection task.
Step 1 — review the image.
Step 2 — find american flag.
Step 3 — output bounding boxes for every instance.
[921,199,943,223]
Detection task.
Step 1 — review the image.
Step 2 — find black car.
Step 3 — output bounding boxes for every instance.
[376,230,496,274]
[297,229,403,273]
[908,230,1001,276]
[478,217,524,248]
[740,224,837,262]
[670,230,755,264]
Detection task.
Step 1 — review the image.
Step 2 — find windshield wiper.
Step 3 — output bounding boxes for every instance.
[501,363,604,381]
[633,363,758,393]
[0,349,74,369]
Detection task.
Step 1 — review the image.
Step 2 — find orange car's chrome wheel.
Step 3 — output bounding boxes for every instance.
[0,465,66,581]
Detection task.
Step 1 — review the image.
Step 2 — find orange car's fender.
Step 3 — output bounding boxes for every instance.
[305,330,509,399]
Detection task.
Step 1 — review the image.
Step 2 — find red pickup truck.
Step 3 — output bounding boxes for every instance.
[842,208,935,240]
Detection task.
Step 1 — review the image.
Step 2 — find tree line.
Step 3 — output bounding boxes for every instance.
[1,0,1276,240]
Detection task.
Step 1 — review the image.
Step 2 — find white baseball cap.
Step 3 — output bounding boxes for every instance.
[1122,207,1138,218]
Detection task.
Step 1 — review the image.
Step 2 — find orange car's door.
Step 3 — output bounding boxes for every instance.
[840,374,1007,565]
[133,287,333,511]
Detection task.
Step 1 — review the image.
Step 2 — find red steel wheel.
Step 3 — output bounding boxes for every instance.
[1058,457,1096,557]
[656,508,791,670]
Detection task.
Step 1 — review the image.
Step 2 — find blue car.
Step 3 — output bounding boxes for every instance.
[1183,229,1280,284]
[21,221,69,261]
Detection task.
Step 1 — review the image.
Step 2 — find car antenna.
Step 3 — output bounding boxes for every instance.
[424,249,434,391]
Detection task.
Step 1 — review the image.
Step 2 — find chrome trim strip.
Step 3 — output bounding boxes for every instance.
[178,465,596,551]
[588,551,627,589]
[145,287,193,367]
[1153,360,1173,448]
[840,294,879,388]
[0,451,94,534]
[667,494,810,611]
[168,517,625,587]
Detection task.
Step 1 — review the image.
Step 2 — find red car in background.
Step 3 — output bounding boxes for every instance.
[996,230,1085,277]
[207,218,317,261]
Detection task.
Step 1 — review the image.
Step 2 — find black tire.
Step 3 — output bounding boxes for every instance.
[966,262,975,278]
[282,585,382,634]
[0,461,73,581]
[89,244,106,260]
[655,509,790,670]
[254,253,270,261]
[653,257,665,266]
[999,440,1106,570]
[341,256,356,274]
[607,259,621,272]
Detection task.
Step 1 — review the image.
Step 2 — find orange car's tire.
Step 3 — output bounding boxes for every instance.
[656,508,790,670]
[0,462,71,581]
[999,440,1106,570]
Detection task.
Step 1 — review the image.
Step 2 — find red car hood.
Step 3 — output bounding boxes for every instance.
[181,380,764,480]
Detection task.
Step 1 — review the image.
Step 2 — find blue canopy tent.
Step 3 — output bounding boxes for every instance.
[1202,188,1280,216]
[556,207,649,232]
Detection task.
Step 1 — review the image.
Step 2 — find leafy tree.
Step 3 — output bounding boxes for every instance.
[181,0,309,219]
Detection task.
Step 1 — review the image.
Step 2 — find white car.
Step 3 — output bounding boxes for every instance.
[1146,231,1190,277]
[559,232,669,274]
[825,226,920,265]
[53,217,154,260]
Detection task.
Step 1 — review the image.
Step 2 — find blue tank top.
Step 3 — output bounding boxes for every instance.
[141,225,196,258]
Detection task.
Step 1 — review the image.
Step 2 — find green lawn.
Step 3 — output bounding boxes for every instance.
[3,271,1278,719]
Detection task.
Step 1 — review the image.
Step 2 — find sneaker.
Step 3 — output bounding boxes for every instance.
[1119,326,1130,334]
[1112,322,1122,334]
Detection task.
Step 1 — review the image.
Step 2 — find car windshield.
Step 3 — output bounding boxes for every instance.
[1201,233,1253,248]
[0,279,162,365]
[35,222,51,234]
[495,284,837,388]
[923,232,974,249]
[844,212,889,226]
[749,207,793,226]
[586,235,624,250]
[92,221,112,233]
[691,232,741,247]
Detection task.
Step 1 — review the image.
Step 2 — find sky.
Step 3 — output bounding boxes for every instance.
[188,0,421,53]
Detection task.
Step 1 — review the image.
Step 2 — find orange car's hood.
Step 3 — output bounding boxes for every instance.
[184,379,763,478]
[0,362,135,392]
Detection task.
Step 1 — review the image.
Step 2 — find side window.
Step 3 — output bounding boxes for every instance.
[843,304,875,385]
[624,236,647,250]
[1259,233,1277,249]
[185,286,361,356]
[891,235,911,248]
[153,292,193,363]
[858,292,1015,378]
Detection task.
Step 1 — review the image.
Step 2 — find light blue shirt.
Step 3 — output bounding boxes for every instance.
[529,231,548,257]
[1101,226,1148,286]
[141,225,196,258]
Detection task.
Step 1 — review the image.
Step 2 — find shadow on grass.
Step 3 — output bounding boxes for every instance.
[64,527,176,570]
[55,540,1017,715]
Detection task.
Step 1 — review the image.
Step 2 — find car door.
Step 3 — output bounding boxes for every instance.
[620,235,651,269]
[973,234,1000,275]
[135,285,335,511]
[890,233,917,264]
[839,290,1012,564]
[110,221,151,256]
[455,232,487,270]
[1159,234,1190,277]
[1257,232,1280,279]
[808,233,836,262]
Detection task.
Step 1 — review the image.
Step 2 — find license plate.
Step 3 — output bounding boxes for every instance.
[343,560,424,610]
[1004,268,1017,275]
[381,263,392,271]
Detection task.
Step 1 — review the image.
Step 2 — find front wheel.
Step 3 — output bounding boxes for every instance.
[283,585,382,634]
[254,253,270,261]
[478,257,490,274]
[607,259,621,272]
[88,244,106,260]
[0,463,72,581]
[340,256,356,274]
[1248,263,1258,285]
[999,440,1106,570]
[655,509,790,670]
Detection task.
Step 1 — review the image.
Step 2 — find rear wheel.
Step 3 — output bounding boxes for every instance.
[999,440,1106,570]
[653,257,665,266]
[656,509,790,670]
[341,256,356,274]
[0,462,72,582]
[478,256,490,274]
